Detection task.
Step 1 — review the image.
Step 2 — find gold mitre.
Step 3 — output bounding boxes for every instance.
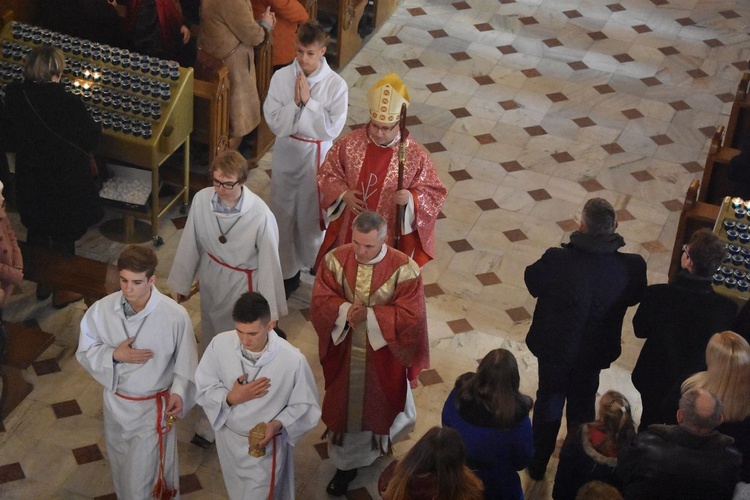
[368,73,410,124]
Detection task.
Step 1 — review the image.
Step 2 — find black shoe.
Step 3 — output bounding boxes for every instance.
[326,468,357,496]
[36,284,52,301]
[283,271,301,299]
[527,463,546,481]
[190,433,213,449]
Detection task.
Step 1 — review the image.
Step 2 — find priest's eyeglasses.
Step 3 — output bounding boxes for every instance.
[212,177,241,189]
[369,121,399,133]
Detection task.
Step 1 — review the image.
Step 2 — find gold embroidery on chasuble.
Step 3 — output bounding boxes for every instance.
[343,259,420,433]
[369,262,420,305]
[346,263,373,433]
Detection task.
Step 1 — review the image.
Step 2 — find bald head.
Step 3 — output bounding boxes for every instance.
[677,388,723,435]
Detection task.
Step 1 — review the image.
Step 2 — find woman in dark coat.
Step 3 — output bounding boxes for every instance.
[1,46,103,306]
[552,390,635,499]
[442,349,534,500]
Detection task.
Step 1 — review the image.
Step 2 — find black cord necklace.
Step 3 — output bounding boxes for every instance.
[216,215,243,244]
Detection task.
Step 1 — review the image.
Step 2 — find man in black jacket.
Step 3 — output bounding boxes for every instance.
[632,228,737,431]
[618,388,741,500]
[524,197,647,479]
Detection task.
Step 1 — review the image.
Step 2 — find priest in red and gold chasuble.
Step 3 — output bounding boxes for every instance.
[311,212,429,492]
[313,242,428,435]
[316,74,446,270]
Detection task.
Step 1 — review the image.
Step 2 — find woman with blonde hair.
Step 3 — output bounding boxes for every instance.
[378,426,484,500]
[442,348,534,500]
[552,390,635,499]
[682,331,750,481]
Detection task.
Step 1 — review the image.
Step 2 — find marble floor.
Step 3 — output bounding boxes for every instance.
[2,0,750,497]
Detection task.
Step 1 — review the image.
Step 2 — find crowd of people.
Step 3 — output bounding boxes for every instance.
[2,3,750,500]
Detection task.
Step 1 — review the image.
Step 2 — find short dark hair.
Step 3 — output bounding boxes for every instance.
[352,210,387,239]
[581,198,616,237]
[687,228,724,277]
[297,20,328,47]
[232,292,271,324]
[117,245,158,278]
[680,388,722,432]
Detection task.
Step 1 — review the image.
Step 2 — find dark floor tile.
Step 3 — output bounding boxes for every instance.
[52,400,83,419]
[476,272,501,286]
[72,444,104,465]
[418,369,445,386]
[179,473,202,495]
[506,307,532,323]
[0,463,25,484]
[447,319,473,334]
[503,229,528,242]
[32,357,62,376]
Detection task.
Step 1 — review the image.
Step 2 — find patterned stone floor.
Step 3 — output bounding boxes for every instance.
[2,0,750,497]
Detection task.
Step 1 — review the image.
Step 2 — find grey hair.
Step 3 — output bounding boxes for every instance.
[582,198,616,237]
[680,388,722,432]
[352,210,387,240]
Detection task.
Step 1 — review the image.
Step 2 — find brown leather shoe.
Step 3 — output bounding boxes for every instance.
[53,290,84,309]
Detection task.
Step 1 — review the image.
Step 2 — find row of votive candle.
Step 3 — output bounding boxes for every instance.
[731,197,750,219]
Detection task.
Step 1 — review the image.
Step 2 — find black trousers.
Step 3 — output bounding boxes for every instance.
[528,361,601,476]
[26,228,75,256]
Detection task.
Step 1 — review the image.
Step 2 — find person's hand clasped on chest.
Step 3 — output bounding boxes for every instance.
[114,266,184,418]
[113,269,155,365]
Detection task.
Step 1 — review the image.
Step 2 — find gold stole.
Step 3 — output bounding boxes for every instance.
[346,261,374,433]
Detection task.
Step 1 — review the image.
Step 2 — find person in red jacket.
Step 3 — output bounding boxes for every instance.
[252,0,309,70]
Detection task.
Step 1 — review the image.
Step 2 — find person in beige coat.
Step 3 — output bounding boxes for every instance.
[200,0,275,150]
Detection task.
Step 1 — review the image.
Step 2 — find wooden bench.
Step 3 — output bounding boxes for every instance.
[699,126,742,205]
[1,322,55,423]
[249,34,276,161]
[318,0,367,69]
[373,0,399,33]
[724,72,750,150]
[19,241,120,307]
[192,65,230,175]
